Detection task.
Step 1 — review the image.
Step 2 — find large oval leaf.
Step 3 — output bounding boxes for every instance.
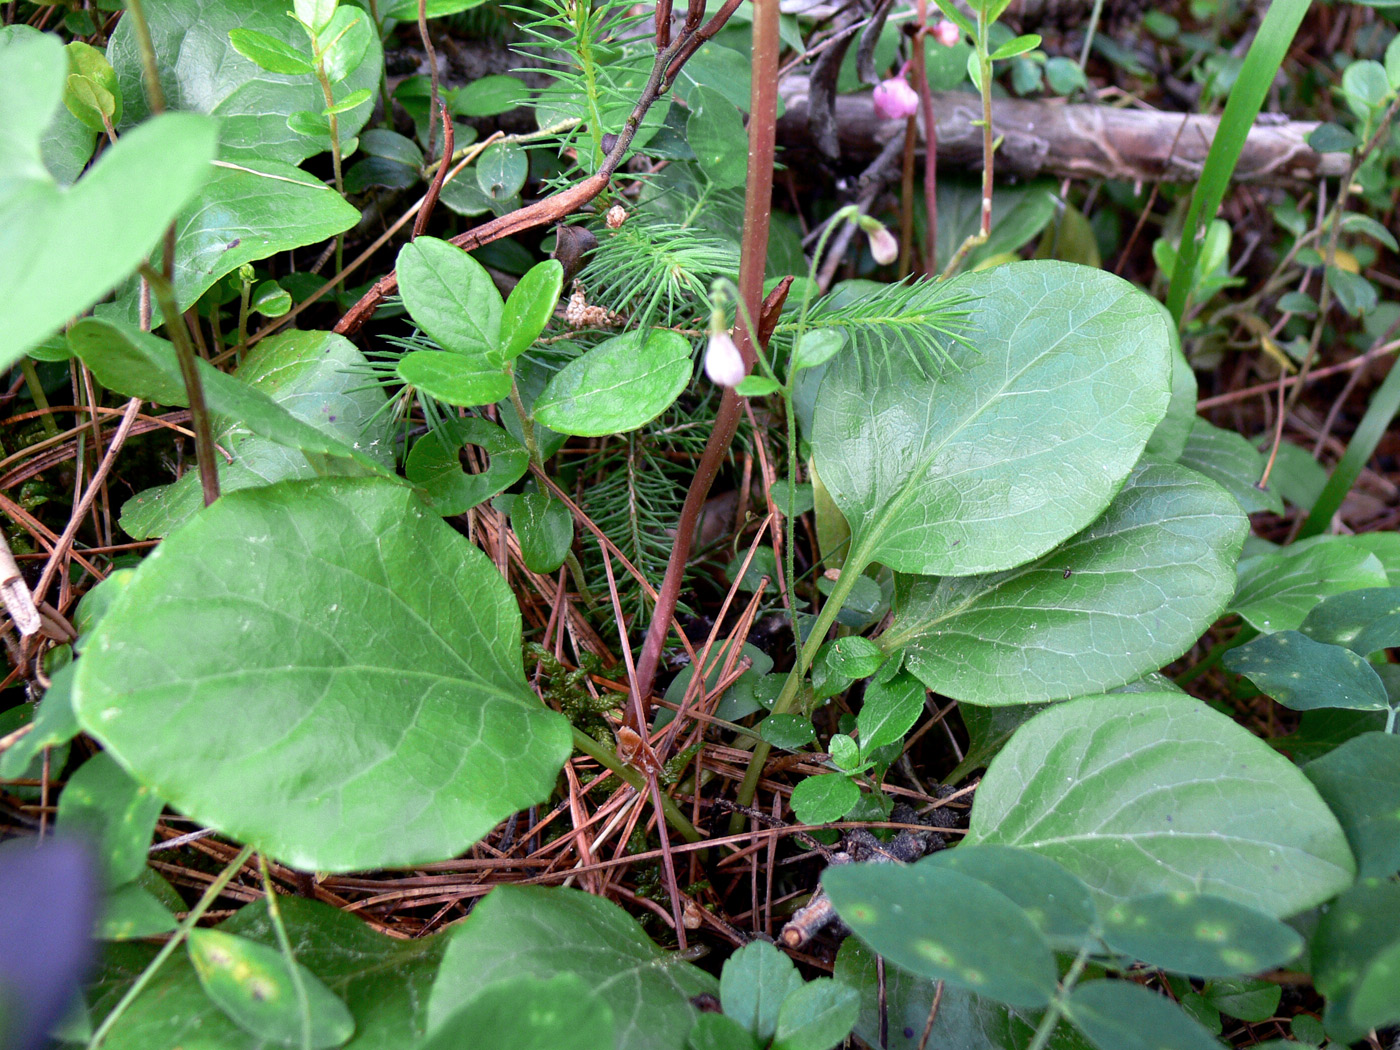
[823,858,1059,1008]
[965,692,1355,917]
[533,330,693,437]
[423,974,614,1050]
[0,31,218,368]
[73,476,572,871]
[398,235,504,359]
[1099,892,1303,977]
[811,260,1171,576]
[107,0,380,164]
[884,464,1246,705]
[121,329,394,539]
[428,885,717,1050]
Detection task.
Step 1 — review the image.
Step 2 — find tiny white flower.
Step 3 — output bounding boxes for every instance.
[865,223,899,265]
[932,19,961,47]
[704,331,746,387]
[873,75,919,121]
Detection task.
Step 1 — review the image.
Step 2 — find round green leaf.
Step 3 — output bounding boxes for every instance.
[428,885,717,1050]
[510,489,574,573]
[965,692,1356,917]
[1100,893,1303,977]
[73,477,572,871]
[922,844,1097,952]
[789,772,860,825]
[422,974,614,1050]
[772,978,859,1050]
[397,236,504,359]
[500,259,564,362]
[790,328,845,373]
[398,350,512,409]
[885,464,1247,705]
[1224,631,1390,712]
[476,141,528,200]
[533,330,692,437]
[187,928,354,1049]
[823,858,1059,1008]
[720,940,804,1043]
[406,417,529,516]
[454,74,528,118]
[1065,980,1224,1050]
[812,261,1171,577]
[1304,732,1400,878]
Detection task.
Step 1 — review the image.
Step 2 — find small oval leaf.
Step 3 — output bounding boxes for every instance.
[533,329,692,436]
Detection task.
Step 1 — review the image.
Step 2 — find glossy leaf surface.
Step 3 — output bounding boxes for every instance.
[1229,539,1388,631]
[1224,631,1390,711]
[965,692,1354,916]
[511,490,575,574]
[1304,732,1400,878]
[74,477,571,871]
[398,236,504,360]
[812,261,1171,577]
[534,330,693,436]
[886,464,1245,705]
[429,886,717,1050]
[397,350,512,408]
[501,260,565,361]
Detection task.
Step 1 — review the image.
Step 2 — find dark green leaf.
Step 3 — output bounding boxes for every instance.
[1306,122,1359,152]
[187,928,355,1049]
[421,974,614,1050]
[688,1013,761,1050]
[1100,893,1303,977]
[1297,586,1400,655]
[428,886,717,1050]
[74,477,571,871]
[534,330,692,436]
[922,844,1097,952]
[856,671,924,757]
[511,490,574,574]
[887,464,1245,705]
[759,714,818,750]
[454,74,527,117]
[98,881,178,941]
[1326,265,1377,317]
[384,0,489,17]
[965,692,1354,916]
[1224,631,1390,711]
[1176,418,1282,514]
[1065,980,1224,1050]
[407,417,529,515]
[477,141,528,200]
[1304,732,1400,878]
[1229,538,1388,631]
[824,857,1058,1008]
[1199,978,1280,1023]
[1311,878,1400,1041]
[687,87,748,189]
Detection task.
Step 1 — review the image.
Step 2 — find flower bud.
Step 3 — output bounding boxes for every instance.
[872,75,919,121]
[865,223,899,265]
[932,19,961,47]
[704,331,746,387]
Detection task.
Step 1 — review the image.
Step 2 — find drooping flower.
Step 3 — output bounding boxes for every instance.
[872,75,919,121]
[704,330,746,387]
[865,223,899,265]
[932,19,961,47]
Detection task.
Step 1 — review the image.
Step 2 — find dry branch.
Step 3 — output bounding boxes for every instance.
[777,74,1349,183]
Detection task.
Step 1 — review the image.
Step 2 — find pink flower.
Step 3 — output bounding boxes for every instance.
[704,331,746,387]
[932,19,961,47]
[865,223,899,265]
[873,75,919,121]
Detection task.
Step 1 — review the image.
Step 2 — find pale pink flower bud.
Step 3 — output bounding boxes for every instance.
[932,19,961,47]
[872,75,919,120]
[704,331,746,387]
[865,223,899,265]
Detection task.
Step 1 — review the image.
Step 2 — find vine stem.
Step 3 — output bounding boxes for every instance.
[259,854,313,1050]
[571,727,702,842]
[1026,942,1094,1050]
[629,0,781,719]
[88,844,256,1048]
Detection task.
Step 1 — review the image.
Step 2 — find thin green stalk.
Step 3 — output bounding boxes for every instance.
[141,265,220,506]
[121,0,167,114]
[259,855,313,1050]
[88,844,255,1048]
[1297,351,1400,539]
[509,378,540,464]
[1025,942,1094,1050]
[19,359,60,439]
[571,727,703,842]
[1386,706,1397,734]
[1164,0,1310,323]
